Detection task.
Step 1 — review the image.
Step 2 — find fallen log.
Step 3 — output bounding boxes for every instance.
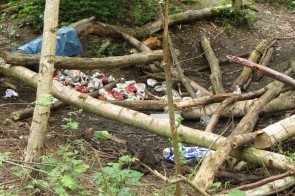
[0,63,294,173]
[253,115,295,149]
[193,68,294,191]
[254,47,275,81]
[70,5,233,39]
[201,35,225,93]
[233,40,270,89]
[228,55,295,88]
[4,51,163,70]
[217,176,295,196]
[182,90,295,119]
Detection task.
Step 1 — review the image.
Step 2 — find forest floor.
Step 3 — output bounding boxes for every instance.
[0,0,294,195]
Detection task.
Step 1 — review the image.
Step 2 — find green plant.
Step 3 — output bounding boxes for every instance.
[61,109,83,130]
[229,189,246,196]
[94,155,143,195]
[208,181,222,194]
[27,145,90,195]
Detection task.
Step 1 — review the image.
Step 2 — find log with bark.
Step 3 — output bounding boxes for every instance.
[192,68,294,191]
[254,47,275,81]
[4,51,163,70]
[253,115,295,149]
[228,55,295,88]
[69,5,233,39]
[182,90,295,119]
[233,40,270,89]
[1,63,294,173]
[201,35,225,93]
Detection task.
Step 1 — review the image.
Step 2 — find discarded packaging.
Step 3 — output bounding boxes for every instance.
[200,115,211,125]
[196,90,203,98]
[163,146,214,164]
[4,89,18,98]
[147,78,157,87]
[233,85,242,94]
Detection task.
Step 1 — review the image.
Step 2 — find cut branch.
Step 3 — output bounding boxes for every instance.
[233,40,270,89]
[4,51,163,70]
[228,55,295,88]
[201,35,225,93]
[0,64,294,173]
[253,115,295,149]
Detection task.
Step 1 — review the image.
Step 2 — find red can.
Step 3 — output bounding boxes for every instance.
[75,85,88,93]
[113,92,124,100]
[101,77,108,85]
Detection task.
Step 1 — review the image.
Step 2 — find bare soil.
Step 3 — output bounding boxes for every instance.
[0,1,294,195]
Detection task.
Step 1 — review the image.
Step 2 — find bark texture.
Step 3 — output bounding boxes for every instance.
[24,0,59,164]
[4,51,163,70]
[1,64,294,172]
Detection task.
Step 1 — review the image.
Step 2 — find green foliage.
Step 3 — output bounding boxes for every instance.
[94,155,143,195]
[229,189,246,196]
[61,109,83,130]
[291,152,295,161]
[27,145,90,195]
[208,181,222,193]
[0,152,10,165]
[8,0,158,32]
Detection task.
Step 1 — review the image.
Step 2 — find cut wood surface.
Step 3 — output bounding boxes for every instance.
[193,69,294,191]
[253,115,295,149]
[201,35,224,93]
[4,51,163,70]
[182,90,295,119]
[228,55,295,88]
[1,63,293,173]
[233,40,270,89]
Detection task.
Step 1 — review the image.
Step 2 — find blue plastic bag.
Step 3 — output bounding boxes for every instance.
[13,26,83,71]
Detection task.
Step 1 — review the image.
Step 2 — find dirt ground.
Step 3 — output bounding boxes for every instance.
[0,0,294,195]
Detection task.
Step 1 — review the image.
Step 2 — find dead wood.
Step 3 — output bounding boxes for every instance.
[204,88,267,132]
[0,78,16,90]
[11,79,120,121]
[192,68,294,191]
[254,47,275,81]
[253,115,295,149]
[4,51,163,70]
[70,5,233,39]
[1,64,294,172]
[201,36,225,93]
[228,55,295,88]
[216,171,265,184]
[217,176,295,196]
[182,90,295,119]
[233,40,270,89]
[232,131,264,149]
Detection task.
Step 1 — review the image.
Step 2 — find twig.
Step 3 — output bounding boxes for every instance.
[3,160,48,174]
[92,148,115,196]
[228,171,293,191]
[140,163,209,196]
[227,55,295,88]
[0,179,21,186]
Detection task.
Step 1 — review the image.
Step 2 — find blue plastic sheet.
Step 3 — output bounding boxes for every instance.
[13,26,83,71]
[14,26,83,56]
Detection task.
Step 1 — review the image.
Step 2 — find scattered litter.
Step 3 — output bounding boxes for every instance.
[163,146,214,164]
[200,115,211,125]
[147,78,157,87]
[196,90,203,98]
[4,89,18,98]
[232,85,241,94]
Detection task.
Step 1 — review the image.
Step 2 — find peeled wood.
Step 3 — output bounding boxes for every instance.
[201,36,225,93]
[234,40,270,89]
[4,51,163,70]
[232,131,264,149]
[182,90,295,119]
[193,69,294,191]
[253,115,295,149]
[1,63,294,173]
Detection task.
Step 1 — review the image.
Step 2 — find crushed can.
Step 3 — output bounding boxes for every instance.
[163,146,214,164]
[75,85,88,93]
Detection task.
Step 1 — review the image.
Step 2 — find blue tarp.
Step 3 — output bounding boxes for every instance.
[13,26,83,71]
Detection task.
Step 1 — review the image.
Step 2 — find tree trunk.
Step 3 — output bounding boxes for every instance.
[0,64,294,173]
[24,0,60,167]
[4,51,163,70]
